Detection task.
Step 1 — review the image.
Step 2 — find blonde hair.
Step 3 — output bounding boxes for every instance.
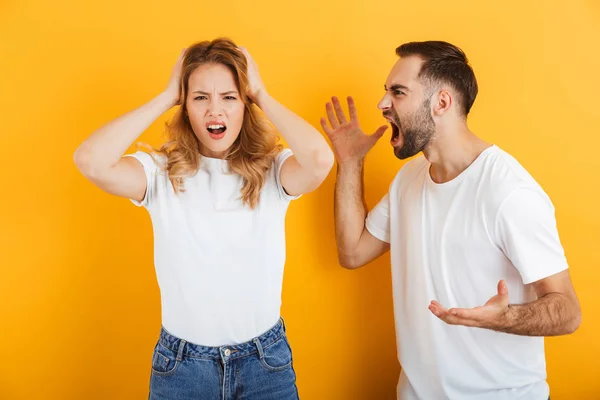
[152,38,281,209]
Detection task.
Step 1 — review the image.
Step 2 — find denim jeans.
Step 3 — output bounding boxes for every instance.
[148,318,299,400]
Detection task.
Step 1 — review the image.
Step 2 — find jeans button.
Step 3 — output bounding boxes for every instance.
[224,348,231,357]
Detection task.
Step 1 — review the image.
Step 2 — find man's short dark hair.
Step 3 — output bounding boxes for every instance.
[396,41,478,116]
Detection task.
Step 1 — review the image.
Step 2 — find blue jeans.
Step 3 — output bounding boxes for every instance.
[148,318,299,400]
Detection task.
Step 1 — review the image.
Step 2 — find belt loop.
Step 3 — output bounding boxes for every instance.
[281,317,286,332]
[176,339,186,361]
[253,337,265,359]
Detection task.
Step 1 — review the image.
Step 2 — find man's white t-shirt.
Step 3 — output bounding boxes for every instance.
[366,145,568,400]
[126,149,299,346]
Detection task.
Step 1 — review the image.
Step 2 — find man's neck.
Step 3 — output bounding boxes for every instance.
[424,125,491,184]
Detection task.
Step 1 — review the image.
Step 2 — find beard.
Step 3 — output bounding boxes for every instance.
[387,99,435,160]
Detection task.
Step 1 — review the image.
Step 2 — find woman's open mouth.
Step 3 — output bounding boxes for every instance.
[206,122,227,140]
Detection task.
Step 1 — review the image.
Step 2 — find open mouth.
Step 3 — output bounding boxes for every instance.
[206,122,227,139]
[383,113,401,146]
[389,120,402,146]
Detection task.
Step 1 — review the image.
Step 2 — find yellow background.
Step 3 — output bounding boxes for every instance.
[1,0,598,398]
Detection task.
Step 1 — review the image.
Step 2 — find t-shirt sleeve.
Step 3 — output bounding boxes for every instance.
[122,150,160,208]
[274,148,302,201]
[366,193,391,243]
[495,187,569,284]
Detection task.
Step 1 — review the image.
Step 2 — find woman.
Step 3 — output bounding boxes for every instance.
[74,38,333,399]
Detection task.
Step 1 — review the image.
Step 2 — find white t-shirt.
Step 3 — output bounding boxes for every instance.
[125,149,299,346]
[366,145,568,400]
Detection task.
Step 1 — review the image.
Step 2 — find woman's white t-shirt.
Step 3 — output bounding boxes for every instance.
[126,149,299,346]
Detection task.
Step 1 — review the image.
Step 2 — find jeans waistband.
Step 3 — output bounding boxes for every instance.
[157,318,286,361]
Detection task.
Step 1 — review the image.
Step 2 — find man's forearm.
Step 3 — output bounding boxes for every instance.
[334,161,367,265]
[495,293,581,336]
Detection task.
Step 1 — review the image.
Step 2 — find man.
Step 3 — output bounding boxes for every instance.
[320,41,581,399]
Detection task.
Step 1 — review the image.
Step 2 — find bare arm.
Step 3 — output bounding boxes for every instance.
[429,270,581,336]
[502,270,581,335]
[321,96,390,269]
[73,50,184,202]
[240,47,334,196]
[335,160,389,268]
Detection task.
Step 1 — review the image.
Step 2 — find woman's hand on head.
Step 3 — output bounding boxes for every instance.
[164,48,186,107]
[238,46,268,106]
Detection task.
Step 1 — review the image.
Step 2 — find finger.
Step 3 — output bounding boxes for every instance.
[175,49,187,66]
[428,301,449,316]
[429,304,455,323]
[326,102,340,129]
[370,125,388,142]
[448,307,483,320]
[430,305,480,327]
[448,307,470,318]
[430,300,446,309]
[320,117,334,136]
[429,303,442,318]
[332,96,348,125]
[238,47,250,60]
[347,96,358,121]
[428,303,445,317]
[498,280,508,296]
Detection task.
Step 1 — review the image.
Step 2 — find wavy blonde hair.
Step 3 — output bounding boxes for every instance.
[152,38,281,209]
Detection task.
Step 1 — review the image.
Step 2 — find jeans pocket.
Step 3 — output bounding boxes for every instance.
[151,343,180,376]
[258,336,293,372]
